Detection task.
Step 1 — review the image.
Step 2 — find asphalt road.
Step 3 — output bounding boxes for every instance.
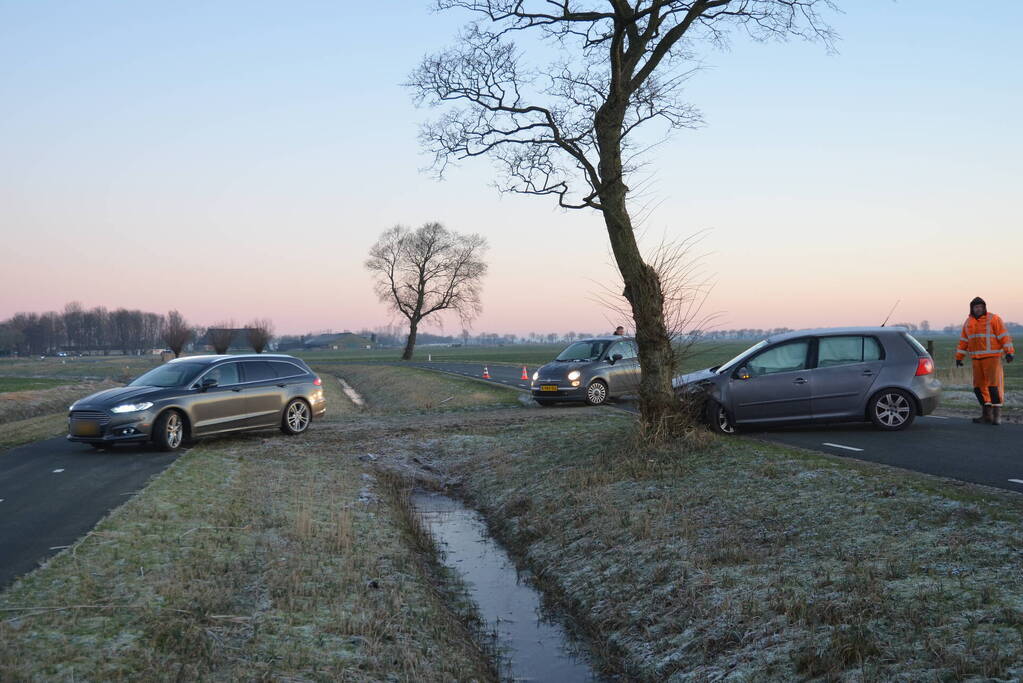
[407,361,1023,495]
[0,437,177,589]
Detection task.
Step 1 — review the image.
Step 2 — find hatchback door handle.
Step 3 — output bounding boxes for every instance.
[231,388,242,392]
[793,378,807,385]
[862,370,875,376]
[277,383,286,388]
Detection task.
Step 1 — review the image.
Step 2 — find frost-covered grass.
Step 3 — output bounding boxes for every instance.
[329,363,522,413]
[427,416,1023,680]
[0,397,497,680]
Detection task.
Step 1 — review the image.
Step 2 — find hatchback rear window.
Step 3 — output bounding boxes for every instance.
[901,332,930,357]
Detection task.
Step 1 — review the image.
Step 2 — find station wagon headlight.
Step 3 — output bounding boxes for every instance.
[532,371,539,381]
[111,401,154,414]
[567,370,581,381]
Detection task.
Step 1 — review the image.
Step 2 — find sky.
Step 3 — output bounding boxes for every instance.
[1,1,1020,336]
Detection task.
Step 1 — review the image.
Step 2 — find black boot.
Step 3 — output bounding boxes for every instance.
[973,405,992,424]
[991,406,1001,425]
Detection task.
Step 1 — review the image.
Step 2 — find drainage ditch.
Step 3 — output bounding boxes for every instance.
[412,489,603,682]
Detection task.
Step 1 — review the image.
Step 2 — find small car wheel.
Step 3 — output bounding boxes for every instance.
[585,380,608,406]
[281,399,311,435]
[868,388,916,431]
[153,410,185,452]
[706,400,736,435]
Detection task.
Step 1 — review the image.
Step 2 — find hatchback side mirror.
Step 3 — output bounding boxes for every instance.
[736,367,752,380]
[201,377,218,391]
[609,353,623,364]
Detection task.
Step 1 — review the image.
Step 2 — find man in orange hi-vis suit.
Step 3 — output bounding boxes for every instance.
[956,297,1015,425]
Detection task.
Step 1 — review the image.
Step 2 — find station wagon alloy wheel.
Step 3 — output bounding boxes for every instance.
[154,411,184,451]
[283,399,310,435]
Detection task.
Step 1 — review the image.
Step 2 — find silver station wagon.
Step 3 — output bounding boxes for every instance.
[673,327,941,433]
[68,354,327,451]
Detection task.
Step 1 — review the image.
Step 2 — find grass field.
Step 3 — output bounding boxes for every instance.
[5,363,1023,678]
[0,377,74,393]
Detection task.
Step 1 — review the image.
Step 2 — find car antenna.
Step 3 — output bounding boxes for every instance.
[880,299,900,327]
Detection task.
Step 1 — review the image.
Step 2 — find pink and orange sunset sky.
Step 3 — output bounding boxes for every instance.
[2,1,1021,336]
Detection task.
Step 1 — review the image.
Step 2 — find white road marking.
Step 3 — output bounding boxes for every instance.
[52,469,65,473]
[924,415,950,420]
[1009,479,1023,485]
[0,499,4,503]
[336,378,365,407]
[822,442,864,452]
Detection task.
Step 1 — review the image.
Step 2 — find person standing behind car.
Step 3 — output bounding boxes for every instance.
[613,326,625,336]
[956,297,1014,425]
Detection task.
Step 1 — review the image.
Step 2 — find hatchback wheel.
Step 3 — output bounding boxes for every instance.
[706,400,736,435]
[869,389,916,431]
[153,410,185,451]
[585,380,608,406]
[282,399,311,435]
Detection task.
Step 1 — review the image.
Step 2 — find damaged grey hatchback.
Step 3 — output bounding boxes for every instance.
[673,327,941,433]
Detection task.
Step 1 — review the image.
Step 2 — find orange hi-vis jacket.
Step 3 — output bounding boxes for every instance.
[956,313,1015,361]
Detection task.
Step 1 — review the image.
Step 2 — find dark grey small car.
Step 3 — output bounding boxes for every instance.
[673,327,941,433]
[68,354,327,451]
[531,336,640,406]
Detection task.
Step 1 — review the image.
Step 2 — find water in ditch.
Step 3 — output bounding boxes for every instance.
[412,489,602,682]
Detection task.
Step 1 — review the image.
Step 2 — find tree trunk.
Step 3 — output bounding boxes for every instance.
[595,106,678,426]
[401,319,419,361]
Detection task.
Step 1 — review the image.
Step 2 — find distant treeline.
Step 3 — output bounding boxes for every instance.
[0,303,196,356]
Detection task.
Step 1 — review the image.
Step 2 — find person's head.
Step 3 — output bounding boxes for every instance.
[613,326,625,335]
[970,297,987,318]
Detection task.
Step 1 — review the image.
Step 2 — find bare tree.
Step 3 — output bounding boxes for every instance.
[408,0,835,425]
[208,322,235,355]
[247,319,275,354]
[162,310,192,358]
[366,222,488,360]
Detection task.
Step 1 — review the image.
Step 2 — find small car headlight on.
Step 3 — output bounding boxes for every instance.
[111,401,154,414]
[567,370,581,381]
[532,371,539,381]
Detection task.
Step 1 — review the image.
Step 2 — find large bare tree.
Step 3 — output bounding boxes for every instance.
[162,310,192,358]
[366,222,488,360]
[208,322,235,355]
[408,0,835,425]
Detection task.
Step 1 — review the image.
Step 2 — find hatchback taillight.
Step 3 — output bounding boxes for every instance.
[915,357,934,376]
[313,377,322,386]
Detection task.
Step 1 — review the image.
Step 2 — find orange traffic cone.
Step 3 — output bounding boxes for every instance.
[482,365,491,379]
[521,366,529,380]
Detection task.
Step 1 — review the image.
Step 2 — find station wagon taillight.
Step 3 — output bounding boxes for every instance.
[915,358,934,376]
[313,377,322,386]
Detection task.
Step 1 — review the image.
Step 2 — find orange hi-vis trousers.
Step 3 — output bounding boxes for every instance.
[972,356,1005,406]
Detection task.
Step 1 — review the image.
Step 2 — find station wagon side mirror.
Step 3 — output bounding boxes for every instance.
[610,353,623,364]
[200,377,218,391]
[736,367,752,380]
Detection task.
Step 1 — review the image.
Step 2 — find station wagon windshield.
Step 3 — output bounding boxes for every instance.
[716,340,769,374]
[555,340,611,362]
[128,363,206,388]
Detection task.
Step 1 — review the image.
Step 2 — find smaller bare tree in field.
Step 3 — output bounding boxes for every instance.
[162,310,192,358]
[247,319,275,354]
[208,322,235,355]
[366,222,488,360]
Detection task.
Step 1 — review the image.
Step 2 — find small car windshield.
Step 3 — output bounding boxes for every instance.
[555,340,611,362]
[716,340,770,374]
[128,363,206,388]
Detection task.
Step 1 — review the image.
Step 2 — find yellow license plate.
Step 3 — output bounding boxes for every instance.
[71,421,101,437]
[540,385,558,392]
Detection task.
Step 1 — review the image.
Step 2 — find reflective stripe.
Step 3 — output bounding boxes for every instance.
[997,332,1010,339]
[986,318,992,351]
[968,350,1002,357]
[967,333,997,340]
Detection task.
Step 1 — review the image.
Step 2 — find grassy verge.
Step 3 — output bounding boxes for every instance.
[0,398,497,680]
[0,414,69,450]
[328,363,522,413]
[353,407,1023,679]
[0,377,74,393]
